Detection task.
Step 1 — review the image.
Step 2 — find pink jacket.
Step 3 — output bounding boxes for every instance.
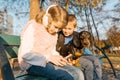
[18,20,59,70]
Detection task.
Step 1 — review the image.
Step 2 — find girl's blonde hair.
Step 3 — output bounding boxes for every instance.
[68,14,77,28]
[35,5,68,29]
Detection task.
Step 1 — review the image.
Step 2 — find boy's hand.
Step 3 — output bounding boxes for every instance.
[64,54,72,60]
[67,58,80,66]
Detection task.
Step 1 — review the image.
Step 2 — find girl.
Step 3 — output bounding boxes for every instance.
[18,5,84,80]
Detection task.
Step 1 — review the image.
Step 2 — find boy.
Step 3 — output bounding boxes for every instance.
[56,14,102,80]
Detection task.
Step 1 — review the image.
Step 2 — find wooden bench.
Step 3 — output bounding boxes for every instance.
[0,34,49,80]
[0,34,117,80]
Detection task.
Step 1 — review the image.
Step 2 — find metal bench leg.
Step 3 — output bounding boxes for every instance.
[95,45,117,78]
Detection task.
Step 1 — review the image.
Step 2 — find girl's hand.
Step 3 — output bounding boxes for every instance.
[47,55,68,66]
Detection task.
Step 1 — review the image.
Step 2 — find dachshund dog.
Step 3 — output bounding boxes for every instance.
[79,31,91,48]
[60,43,82,66]
[60,31,91,66]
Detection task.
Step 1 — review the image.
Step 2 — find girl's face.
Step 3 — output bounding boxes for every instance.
[62,22,76,37]
[47,21,62,35]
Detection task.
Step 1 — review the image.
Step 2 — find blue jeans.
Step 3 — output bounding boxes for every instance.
[27,63,84,80]
[80,56,102,80]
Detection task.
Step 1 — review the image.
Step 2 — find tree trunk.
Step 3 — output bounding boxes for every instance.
[30,0,40,20]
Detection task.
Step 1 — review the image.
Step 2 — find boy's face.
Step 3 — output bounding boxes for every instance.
[62,22,76,37]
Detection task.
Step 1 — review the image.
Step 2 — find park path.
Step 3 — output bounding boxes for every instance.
[102,57,120,80]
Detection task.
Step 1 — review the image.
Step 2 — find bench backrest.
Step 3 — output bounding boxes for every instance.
[0,34,20,59]
[0,34,20,80]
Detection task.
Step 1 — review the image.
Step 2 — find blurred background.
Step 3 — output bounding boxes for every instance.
[0,0,120,79]
[0,0,120,47]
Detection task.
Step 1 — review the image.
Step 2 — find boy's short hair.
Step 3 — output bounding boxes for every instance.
[68,14,77,28]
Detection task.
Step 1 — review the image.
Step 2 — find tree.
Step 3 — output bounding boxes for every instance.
[30,0,40,20]
[106,25,120,47]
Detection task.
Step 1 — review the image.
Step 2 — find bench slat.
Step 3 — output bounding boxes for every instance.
[5,46,18,58]
[0,34,20,46]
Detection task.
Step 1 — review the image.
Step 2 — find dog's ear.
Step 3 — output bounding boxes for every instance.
[60,44,72,57]
[73,34,81,48]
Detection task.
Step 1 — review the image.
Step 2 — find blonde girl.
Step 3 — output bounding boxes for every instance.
[18,5,84,80]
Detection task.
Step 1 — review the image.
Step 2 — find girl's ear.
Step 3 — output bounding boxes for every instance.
[42,4,57,27]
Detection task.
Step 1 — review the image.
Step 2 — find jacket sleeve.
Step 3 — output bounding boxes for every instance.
[56,32,64,52]
[22,53,47,67]
[73,32,80,48]
[84,48,94,56]
[19,22,47,67]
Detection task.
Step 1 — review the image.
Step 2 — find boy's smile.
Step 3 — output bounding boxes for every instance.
[62,22,76,37]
